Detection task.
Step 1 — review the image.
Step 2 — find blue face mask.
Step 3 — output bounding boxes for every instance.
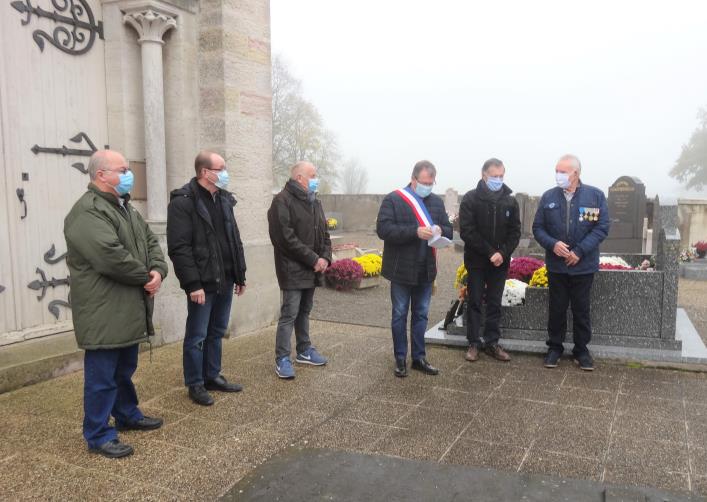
[556,172,571,189]
[486,176,504,192]
[114,170,134,196]
[414,182,433,198]
[215,169,229,190]
[308,178,320,193]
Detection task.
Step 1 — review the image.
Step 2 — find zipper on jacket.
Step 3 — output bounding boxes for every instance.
[492,203,497,245]
[565,198,571,241]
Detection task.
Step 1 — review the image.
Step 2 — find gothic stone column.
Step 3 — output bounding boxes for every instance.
[123,4,176,221]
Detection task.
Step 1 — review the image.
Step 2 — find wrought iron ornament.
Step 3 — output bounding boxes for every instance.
[31,131,107,174]
[27,267,70,301]
[11,0,104,55]
[44,243,67,265]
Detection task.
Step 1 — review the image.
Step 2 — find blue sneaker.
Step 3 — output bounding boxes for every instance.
[275,357,295,379]
[295,347,327,366]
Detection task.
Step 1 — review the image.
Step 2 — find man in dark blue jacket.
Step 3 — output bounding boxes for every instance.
[532,154,610,371]
[376,160,453,378]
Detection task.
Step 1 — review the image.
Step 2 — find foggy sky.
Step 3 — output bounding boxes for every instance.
[271,0,707,198]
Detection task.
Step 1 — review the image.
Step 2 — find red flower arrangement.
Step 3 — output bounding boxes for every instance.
[508,257,545,283]
[599,263,633,271]
[695,241,707,258]
[325,259,364,290]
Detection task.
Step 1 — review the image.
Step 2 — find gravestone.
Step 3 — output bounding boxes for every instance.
[603,176,646,253]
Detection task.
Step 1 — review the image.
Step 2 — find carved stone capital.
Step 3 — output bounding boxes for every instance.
[123,8,176,44]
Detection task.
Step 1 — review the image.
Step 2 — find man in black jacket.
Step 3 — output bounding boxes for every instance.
[167,151,247,406]
[268,161,332,380]
[376,160,453,378]
[459,158,521,363]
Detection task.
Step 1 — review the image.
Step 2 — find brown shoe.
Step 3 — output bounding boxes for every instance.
[465,345,479,362]
[486,344,511,362]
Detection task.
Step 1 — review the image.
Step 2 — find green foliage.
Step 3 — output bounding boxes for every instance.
[670,108,707,191]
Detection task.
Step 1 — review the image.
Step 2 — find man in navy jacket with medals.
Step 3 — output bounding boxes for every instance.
[376,160,453,377]
[532,154,610,371]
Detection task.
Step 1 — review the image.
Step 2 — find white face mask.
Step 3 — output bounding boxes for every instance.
[556,172,571,189]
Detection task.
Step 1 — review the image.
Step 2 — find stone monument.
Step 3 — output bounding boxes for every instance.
[603,176,646,253]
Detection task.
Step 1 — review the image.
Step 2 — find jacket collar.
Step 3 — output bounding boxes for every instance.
[88,183,130,207]
[285,179,311,201]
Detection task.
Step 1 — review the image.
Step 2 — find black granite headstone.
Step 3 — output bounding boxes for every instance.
[604,176,646,253]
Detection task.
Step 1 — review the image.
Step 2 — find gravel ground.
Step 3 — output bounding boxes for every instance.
[312,232,476,328]
[312,232,707,342]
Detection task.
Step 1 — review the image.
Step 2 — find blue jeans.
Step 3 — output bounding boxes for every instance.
[390,281,433,361]
[183,282,234,387]
[83,344,143,448]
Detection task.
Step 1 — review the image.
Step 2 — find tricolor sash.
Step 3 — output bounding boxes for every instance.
[395,186,435,227]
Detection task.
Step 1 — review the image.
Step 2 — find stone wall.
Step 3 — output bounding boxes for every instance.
[678,199,707,248]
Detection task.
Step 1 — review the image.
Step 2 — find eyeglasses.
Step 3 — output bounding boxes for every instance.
[102,167,131,175]
[415,177,436,186]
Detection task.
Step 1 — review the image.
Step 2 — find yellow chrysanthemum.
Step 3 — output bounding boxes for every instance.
[454,263,468,290]
[529,266,549,288]
[352,253,382,277]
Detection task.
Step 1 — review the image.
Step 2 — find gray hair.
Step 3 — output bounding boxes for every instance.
[290,161,315,179]
[558,154,582,174]
[411,160,436,179]
[87,150,111,181]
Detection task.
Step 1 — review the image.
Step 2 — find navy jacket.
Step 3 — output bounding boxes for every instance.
[532,183,610,275]
[376,187,453,286]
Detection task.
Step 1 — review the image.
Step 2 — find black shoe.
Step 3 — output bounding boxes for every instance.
[205,375,243,393]
[573,352,594,371]
[188,385,215,406]
[411,358,439,376]
[394,359,408,378]
[88,439,134,459]
[116,416,163,431]
[544,350,562,368]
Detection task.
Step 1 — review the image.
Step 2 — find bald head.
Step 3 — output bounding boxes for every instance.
[290,161,316,180]
[194,150,224,178]
[88,150,126,181]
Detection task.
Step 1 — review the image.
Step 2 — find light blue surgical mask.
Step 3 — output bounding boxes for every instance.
[486,177,504,192]
[555,172,571,189]
[308,178,320,193]
[414,182,433,198]
[215,169,229,190]
[115,170,134,196]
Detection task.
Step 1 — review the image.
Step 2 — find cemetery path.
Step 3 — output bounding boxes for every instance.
[2,319,707,500]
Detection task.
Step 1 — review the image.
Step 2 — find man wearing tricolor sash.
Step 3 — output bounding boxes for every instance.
[376,160,453,377]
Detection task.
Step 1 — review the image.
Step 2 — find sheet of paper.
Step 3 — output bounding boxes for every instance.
[428,235,453,249]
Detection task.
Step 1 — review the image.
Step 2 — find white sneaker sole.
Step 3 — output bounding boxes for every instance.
[275,369,295,379]
[295,358,327,366]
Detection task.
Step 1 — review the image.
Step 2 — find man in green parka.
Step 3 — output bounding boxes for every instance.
[64,150,168,459]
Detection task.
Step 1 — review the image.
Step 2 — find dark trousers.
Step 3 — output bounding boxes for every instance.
[275,288,315,361]
[547,272,595,355]
[183,282,234,387]
[466,263,508,347]
[390,280,433,361]
[83,344,143,448]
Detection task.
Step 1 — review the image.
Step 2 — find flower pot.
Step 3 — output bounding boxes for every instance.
[697,250,707,259]
[355,276,380,289]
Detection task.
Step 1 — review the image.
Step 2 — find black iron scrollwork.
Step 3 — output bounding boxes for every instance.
[16,188,27,219]
[44,243,68,265]
[48,294,71,320]
[31,132,107,174]
[27,267,70,301]
[10,0,104,56]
